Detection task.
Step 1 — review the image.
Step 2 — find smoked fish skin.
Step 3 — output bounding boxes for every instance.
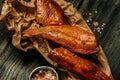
[23,25,99,54]
[36,0,70,26]
[49,47,112,80]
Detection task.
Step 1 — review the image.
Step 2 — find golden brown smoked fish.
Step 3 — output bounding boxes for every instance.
[36,0,70,26]
[49,47,112,80]
[23,25,99,54]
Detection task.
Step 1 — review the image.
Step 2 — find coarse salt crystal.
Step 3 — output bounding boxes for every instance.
[95,10,98,13]
[93,21,99,27]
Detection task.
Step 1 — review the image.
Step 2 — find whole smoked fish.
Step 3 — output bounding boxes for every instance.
[36,0,70,26]
[23,25,99,54]
[49,47,112,80]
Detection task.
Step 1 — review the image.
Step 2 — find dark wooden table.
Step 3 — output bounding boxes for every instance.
[0,0,120,80]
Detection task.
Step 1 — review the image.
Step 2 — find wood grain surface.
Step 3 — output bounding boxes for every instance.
[0,0,120,80]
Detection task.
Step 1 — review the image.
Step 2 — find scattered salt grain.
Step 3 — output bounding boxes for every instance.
[93,21,99,28]
[102,23,106,27]
[88,13,92,15]
[101,28,104,30]
[95,10,98,13]
[86,19,90,23]
[89,18,92,21]
[96,27,101,32]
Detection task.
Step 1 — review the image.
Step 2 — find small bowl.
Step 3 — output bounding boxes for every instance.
[29,66,59,80]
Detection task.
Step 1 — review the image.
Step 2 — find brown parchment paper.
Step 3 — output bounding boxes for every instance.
[0,0,113,79]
